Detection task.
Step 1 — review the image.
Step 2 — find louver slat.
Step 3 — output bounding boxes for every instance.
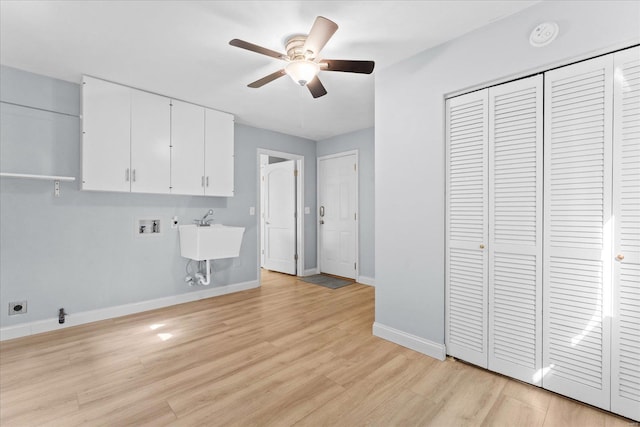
[488,75,543,384]
[612,46,640,421]
[446,91,488,368]
[543,55,613,410]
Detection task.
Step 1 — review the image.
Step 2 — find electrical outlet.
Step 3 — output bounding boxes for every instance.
[9,301,27,315]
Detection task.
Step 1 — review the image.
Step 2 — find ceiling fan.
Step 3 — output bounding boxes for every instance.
[229,16,375,98]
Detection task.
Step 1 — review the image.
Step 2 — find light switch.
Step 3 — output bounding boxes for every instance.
[304,207,310,214]
[249,206,255,215]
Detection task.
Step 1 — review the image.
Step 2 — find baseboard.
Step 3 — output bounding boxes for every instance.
[356,275,375,286]
[302,268,319,276]
[372,321,446,361]
[0,280,259,341]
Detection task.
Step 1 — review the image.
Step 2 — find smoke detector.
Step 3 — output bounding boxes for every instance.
[529,22,559,47]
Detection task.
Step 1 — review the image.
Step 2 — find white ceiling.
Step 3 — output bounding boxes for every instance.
[0,1,539,140]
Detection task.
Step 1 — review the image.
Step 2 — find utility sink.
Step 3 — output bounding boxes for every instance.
[179,224,245,261]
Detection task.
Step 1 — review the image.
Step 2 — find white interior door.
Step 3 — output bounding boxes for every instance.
[488,75,543,384]
[543,54,613,410]
[318,153,357,279]
[263,160,296,275]
[445,90,489,368]
[611,46,640,421]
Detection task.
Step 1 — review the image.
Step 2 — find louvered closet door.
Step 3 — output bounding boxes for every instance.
[488,75,543,385]
[446,90,489,368]
[611,46,640,421]
[543,55,613,409]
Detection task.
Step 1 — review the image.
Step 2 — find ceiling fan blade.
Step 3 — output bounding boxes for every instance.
[248,69,286,88]
[303,16,338,58]
[229,39,286,60]
[321,59,375,74]
[307,76,327,98]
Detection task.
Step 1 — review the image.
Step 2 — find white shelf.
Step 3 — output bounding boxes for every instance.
[0,172,75,181]
[0,172,76,196]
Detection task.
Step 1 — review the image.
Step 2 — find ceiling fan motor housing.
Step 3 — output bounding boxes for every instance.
[285,35,311,60]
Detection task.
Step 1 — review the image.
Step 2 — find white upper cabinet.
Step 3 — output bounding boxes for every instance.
[205,108,234,197]
[130,89,171,194]
[81,76,234,197]
[171,100,205,195]
[81,76,131,192]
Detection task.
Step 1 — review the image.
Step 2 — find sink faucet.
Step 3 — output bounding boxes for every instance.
[195,209,214,226]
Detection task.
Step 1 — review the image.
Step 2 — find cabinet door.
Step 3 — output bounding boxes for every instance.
[488,75,543,385]
[205,109,234,197]
[611,46,640,421]
[130,89,171,194]
[81,76,131,192]
[445,90,489,368]
[543,55,613,410]
[171,100,205,195]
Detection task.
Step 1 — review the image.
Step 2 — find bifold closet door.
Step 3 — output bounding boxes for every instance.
[445,90,489,368]
[543,55,613,409]
[611,46,640,421]
[488,75,543,385]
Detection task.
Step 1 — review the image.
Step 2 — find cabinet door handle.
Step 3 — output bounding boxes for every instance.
[125,168,130,182]
[206,176,209,187]
[201,176,205,187]
[132,169,136,182]
[480,244,485,249]
[617,254,625,261]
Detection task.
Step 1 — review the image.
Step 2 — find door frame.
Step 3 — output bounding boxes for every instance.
[257,149,304,282]
[317,149,359,279]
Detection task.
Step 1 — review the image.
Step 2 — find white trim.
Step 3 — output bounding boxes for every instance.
[373,322,446,361]
[0,280,259,341]
[445,40,639,99]
[257,149,305,279]
[303,268,319,276]
[317,150,359,279]
[356,275,375,286]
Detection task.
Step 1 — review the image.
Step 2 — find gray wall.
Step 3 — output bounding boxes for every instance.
[235,124,318,271]
[0,65,317,327]
[374,1,640,344]
[317,127,374,280]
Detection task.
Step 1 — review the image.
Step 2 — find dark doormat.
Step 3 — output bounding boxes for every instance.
[300,274,353,289]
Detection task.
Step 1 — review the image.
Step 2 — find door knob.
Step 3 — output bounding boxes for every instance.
[616,254,624,261]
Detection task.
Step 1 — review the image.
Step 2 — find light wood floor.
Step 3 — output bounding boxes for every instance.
[0,270,634,426]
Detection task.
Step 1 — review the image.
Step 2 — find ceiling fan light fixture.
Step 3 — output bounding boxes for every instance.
[285,60,319,86]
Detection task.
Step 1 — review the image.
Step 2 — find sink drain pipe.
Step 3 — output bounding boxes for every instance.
[185,259,212,286]
[195,259,211,286]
